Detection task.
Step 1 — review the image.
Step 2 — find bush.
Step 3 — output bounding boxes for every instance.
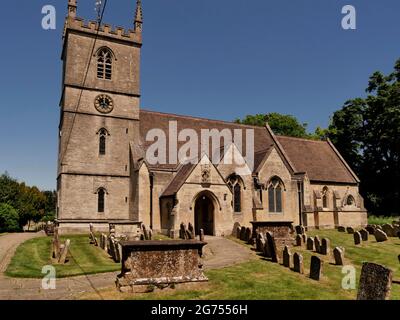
[368,215,396,226]
[0,203,21,232]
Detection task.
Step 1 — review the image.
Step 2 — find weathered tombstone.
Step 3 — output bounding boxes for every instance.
[333,247,344,265]
[89,223,94,233]
[58,239,70,264]
[179,223,186,240]
[199,229,205,242]
[142,224,150,240]
[232,223,241,238]
[295,234,302,247]
[99,234,104,249]
[240,227,246,241]
[357,262,393,300]
[310,256,323,281]
[366,225,376,235]
[236,226,241,239]
[266,232,279,263]
[245,227,252,243]
[337,226,346,232]
[346,227,355,234]
[295,225,305,235]
[188,223,195,239]
[262,238,270,258]
[256,233,265,252]
[52,238,60,259]
[293,252,304,274]
[283,246,292,268]
[302,234,307,244]
[321,238,330,255]
[382,224,395,237]
[314,236,321,253]
[306,237,314,251]
[374,229,388,242]
[376,225,383,230]
[359,229,369,241]
[354,232,362,245]
[148,229,153,240]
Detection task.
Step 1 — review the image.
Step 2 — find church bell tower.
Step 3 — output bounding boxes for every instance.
[57,0,143,233]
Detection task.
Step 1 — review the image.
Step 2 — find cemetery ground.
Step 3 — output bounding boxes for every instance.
[2,229,400,300]
[79,229,400,300]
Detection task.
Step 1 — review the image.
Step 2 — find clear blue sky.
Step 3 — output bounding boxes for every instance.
[0,0,399,191]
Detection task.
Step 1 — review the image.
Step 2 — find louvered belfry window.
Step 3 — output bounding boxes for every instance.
[97,48,112,80]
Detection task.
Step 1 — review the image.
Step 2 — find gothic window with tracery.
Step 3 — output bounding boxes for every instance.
[346,195,356,206]
[97,48,113,80]
[227,175,243,213]
[268,177,283,213]
[98,128,108,155]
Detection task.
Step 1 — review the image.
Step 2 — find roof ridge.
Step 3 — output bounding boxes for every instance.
[140,109,267,130]
[276,135,325,143]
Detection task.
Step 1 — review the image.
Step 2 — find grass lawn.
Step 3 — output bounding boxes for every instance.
[80,229,400,300]
[368,215,399,226]
[5,234,120,278]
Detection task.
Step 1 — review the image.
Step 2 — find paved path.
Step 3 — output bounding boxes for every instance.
[0,234,253,300]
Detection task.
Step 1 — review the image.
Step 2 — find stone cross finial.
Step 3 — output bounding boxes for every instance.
[68,0,78,18]
[134,0,143,32]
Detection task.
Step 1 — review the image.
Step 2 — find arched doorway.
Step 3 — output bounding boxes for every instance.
[194,193,215,236]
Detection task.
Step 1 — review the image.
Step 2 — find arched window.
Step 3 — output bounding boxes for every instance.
[227,175,243,213]
[268,178,283,213]
[97,48,113,80]
[322,187,329,209]
[98,128,108,155]
[98,188,106,213]
[346,195,355,206]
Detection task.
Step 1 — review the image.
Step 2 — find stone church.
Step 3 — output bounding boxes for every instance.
[57,0,367,235]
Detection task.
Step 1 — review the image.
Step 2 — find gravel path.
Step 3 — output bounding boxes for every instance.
[0,233,253,300]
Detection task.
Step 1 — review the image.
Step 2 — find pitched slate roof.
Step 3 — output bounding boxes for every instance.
[139,109,359,185]
[161,163,196,197]
[276,136,359,184]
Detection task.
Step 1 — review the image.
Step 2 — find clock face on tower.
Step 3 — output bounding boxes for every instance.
[94,94,114,114]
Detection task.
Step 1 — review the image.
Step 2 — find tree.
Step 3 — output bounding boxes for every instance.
[328,59,400,215]
[0,203,20,232]
[235,113,312,138]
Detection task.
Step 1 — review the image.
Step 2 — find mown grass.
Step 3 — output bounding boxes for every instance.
[5,234,120,278]
[80,230,400,300]
[368,215,399,226]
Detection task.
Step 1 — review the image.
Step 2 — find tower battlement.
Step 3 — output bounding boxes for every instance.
[64,17,142,45]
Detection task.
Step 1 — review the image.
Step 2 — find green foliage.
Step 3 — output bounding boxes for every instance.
[0,203,20,232]
[368,215,397,226]
[0,172,56,230]
[235,113,313,138]
[327,59,400,216]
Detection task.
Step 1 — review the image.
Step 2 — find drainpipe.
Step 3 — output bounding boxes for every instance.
[150,173,154,230]
[297,180,304,226]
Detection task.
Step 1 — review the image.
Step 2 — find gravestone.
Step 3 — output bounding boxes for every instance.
[374,229,388,242]
[359,229,369,241]
[337,226,346,232]
[295,234,302,247]
[240,227,246,241]
[256,233,265,252]
[310,256,323,281]
[58,239,70,264]
[382,224,395,237]
[357,262,393,300]
[199,229,205,242]
[52,238,60,259]
[306,237,314,251]
[179,223,187,240]
[295,225,305,235]
[321,238,330,255]
[236,227,241,239]
[148,229,153,241]
[266,232,279,263]
[314,236,321,253]
[233,223,241,238]
[354,232,362,245]
[245,228,252,243]
[283,246,291,268]
[293,253,304,274]
[333,247,344,265]
[302,234,307,244]
[188,223,195,240]
[262,238,270,258]
[99,234,104,249]
[365,225,376,235]
[346,227,355,234]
